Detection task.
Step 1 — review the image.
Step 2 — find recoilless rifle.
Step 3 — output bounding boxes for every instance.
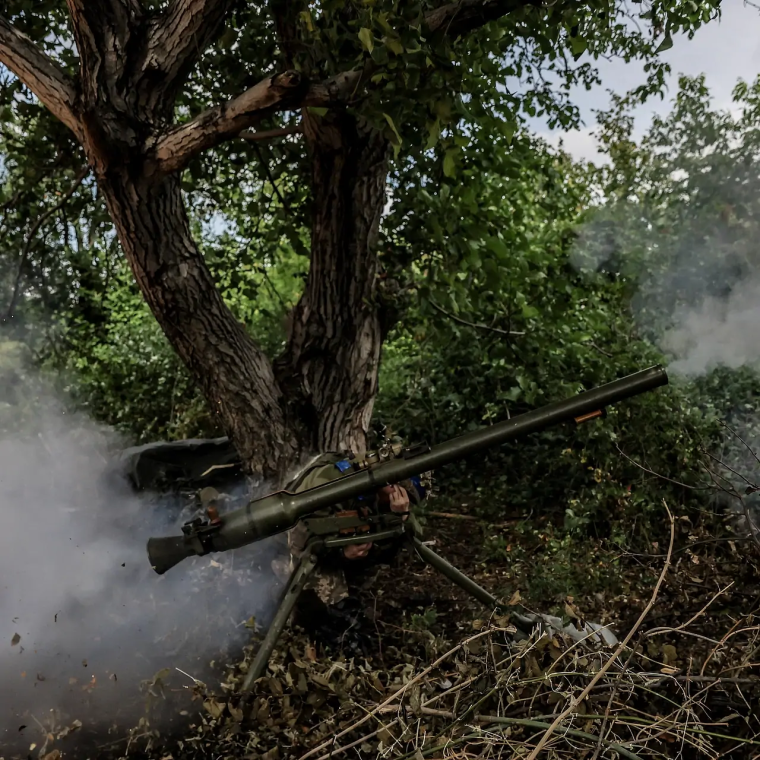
[147,365,668,690]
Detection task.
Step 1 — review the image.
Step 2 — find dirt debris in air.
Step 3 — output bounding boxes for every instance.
[7,499,760,760]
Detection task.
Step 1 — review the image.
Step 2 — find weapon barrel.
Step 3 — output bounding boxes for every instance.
[147,365,667,574]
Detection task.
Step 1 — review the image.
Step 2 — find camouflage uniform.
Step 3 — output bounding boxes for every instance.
[272,452,427,608]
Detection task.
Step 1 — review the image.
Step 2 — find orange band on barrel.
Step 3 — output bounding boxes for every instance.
[574,409,604,424]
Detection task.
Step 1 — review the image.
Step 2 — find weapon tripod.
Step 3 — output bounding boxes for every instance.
[239,517,512,693]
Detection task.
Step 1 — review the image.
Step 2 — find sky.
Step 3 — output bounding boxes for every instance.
[531,1,760,163]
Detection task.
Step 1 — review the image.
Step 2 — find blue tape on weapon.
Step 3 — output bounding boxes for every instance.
[334,459,352,473]
[410,475,426,500]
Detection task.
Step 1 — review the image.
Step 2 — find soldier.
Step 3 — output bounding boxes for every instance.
[270,452,427,647]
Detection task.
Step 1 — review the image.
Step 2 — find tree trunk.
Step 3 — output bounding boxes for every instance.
[92,112,391,479]
[275,110,390,458]
[96,169,302,480]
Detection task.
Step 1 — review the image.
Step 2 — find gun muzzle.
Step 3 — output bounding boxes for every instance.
[147,536,198,575]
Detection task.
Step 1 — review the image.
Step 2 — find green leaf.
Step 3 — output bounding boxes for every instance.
[486,236,510,260]
[219,28,237,48]
[358,27,374,53]
[570,35,587,58]
[383,36,403,56]
[443,149,457,178]
[299,10,314,32]
[426,119,441,150]
[375,12,393,34]
[500,120,517,143]
[434,100,452,120]
[383,113,403,149]
[655,32,673,53]
[308,106,328,117]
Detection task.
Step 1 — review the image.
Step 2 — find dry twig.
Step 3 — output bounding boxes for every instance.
[525,502,675,760]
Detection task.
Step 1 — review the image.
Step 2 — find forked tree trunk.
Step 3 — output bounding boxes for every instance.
[276,111,391,459]
[95,118,390,479]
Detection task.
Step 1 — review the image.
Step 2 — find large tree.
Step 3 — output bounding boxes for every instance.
[0,0,722,480]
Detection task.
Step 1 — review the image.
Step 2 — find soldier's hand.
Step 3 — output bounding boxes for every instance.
[378,484,410,520]
[344,542,372,560]
[343,485,409,559]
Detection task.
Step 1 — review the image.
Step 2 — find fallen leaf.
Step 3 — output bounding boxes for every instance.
[203,698,225,719]
[11,633,20,646]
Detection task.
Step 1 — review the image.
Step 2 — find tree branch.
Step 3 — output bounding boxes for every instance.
[149,71,306,175]
[147,0,234,93]
[429,298,525,337]
[148,0,541,175]
[425,0,543,37]
[239,123,302,142]
[0,16,83,142]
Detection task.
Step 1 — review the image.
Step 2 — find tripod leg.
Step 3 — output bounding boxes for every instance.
[408,535,500,609]
[240,551,319,692]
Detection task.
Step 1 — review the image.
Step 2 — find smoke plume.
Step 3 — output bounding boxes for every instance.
[658,274,760,376]
[570,194,760,527]
[570,207,760,379]
[0,382,281,758]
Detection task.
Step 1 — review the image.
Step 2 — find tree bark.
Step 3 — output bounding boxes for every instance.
[275,110,391,458]
[96,169,301,479]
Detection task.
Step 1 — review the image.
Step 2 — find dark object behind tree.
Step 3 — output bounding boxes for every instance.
[118,437,243,493]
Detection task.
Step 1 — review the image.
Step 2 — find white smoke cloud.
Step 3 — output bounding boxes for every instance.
[0,382,281,757]
[570,200,760,379]
[660,275,760,376]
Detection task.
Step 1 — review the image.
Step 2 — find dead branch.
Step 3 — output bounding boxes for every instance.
[614,443,713,492]
[525,502,675,760]
[720,420,760,468]
[298,627,516,760]
[3,165,89,322]
[413,708,645,760]
[239,124,303,142]
[428,298,526,337]
[426,511,480,521]
[644,583,734,639]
